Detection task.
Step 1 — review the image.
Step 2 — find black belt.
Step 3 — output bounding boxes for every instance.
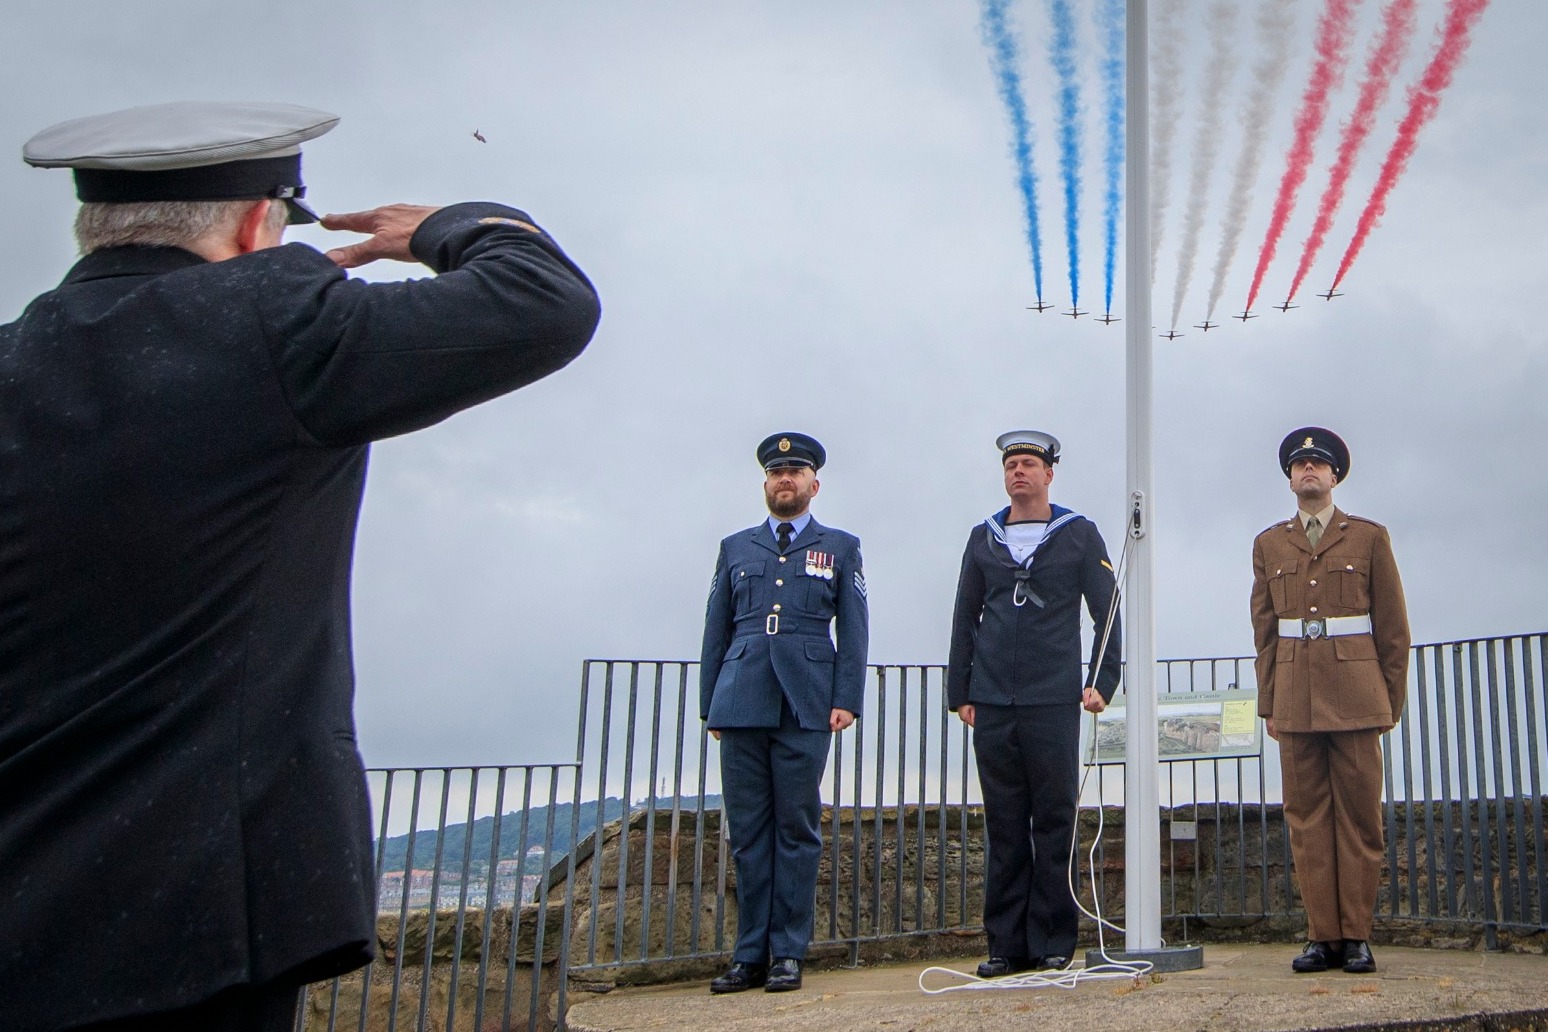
[734,614,830,637]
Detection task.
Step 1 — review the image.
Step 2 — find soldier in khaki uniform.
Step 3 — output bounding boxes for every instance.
[1251,428,1410,975]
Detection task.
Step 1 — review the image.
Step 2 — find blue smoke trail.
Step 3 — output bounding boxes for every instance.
[1049,0,1082,310]
[1098,0,1124,316]
[978,0,1044,302]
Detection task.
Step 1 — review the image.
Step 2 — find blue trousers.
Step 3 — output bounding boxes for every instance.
[718,703,832,962]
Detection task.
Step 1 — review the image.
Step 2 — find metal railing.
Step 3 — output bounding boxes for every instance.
[298,632,1547,1030]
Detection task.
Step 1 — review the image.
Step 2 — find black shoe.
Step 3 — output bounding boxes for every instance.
[1291,940,1345,973]
[710,961,767,993]
[765,957,803,992]
[976,956,1036,978]
[1342,940,1376,974]
[1037,955,1073,971]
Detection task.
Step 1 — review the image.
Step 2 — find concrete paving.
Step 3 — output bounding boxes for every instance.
[567,944,1548,1032]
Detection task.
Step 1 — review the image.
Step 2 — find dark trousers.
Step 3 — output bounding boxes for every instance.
[719,701,832,962]
[66,981,301,1032]
[972,702,1082,960]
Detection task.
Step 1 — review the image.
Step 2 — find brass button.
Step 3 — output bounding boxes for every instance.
[1275,569,1282,575]
[772,604,782,612]
[775,579,784,586]
[778,556,788,563]
[1309,580,1317,587]
[1310,606,1319,614]
[1346,564,1354,571]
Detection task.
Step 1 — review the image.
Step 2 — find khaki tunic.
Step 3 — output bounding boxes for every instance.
[1251,510,1410,730]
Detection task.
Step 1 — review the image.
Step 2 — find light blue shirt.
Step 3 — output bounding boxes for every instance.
[767,512,812,548]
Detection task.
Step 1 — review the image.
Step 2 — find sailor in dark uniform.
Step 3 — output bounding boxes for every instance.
[0,102,599,1031]
[946,430,1121,977]
[700,433,868,994]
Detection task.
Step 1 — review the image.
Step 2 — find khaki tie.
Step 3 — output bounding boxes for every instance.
[1306,515,1322,549]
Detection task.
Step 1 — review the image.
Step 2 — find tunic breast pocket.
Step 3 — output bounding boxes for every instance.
[1268,559,1297,614]
[731,560,767,615]
[801,569,836,613]
[1329,556,1370,609]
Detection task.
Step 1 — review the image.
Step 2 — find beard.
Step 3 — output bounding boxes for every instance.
[765,487,810,519]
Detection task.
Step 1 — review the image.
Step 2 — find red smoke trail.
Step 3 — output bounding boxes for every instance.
[1243,0,1361,315]
[1286,0,1418,303]
[1332,0,1491,290]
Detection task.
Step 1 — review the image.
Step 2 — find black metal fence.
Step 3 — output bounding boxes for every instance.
[299,632,1547,1031]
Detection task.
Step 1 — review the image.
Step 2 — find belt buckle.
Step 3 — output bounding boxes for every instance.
[1305,618,1325,640]
[766,614,778,635]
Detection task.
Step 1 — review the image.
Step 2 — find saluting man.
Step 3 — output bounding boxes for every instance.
[700,433,868,994]
[1251,428,1410,975]
[0,102,599,1030]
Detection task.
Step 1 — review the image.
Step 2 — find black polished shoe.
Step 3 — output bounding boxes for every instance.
[976,956,1036,978]
[765,957,803,992]
[710,961,767,993]
[1342,940,1376,973]
[1291,940,1345,973]
[1037,955,1073,971]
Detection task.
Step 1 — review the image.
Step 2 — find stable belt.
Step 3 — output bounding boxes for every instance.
[734,614,830,637]
[1279,614,1372,640]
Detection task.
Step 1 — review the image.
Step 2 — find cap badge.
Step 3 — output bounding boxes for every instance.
[778,438,791,452]
[1303,436,1314,448]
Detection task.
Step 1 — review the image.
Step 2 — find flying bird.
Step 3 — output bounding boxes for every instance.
[472,130,487,143]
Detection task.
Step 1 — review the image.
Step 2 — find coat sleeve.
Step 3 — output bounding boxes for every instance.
[945,530,985,712]
[1080,524,1122,701]
[1250,535,1278,719]
[831,536,870,717]
[699,541,733,721]
[1369,526,1411,724]
[259,202,602,447]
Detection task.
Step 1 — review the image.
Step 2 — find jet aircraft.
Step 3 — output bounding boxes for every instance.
[1065,307,1087,319]
[1159,330,1183,340]
[1026,300,1054,312]
[1234,310,1258,322]
[1318,289,1344,300]
[1097,313,1120,325]
[1274,301,1299,312]
[1194,320,1218,332]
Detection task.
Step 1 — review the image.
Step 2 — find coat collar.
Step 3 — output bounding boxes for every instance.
[1280,506,1348,556]
[60,245,208,287]
[749,516,826,555]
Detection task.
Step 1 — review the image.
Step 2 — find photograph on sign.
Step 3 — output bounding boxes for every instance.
[1085,689,1260,764]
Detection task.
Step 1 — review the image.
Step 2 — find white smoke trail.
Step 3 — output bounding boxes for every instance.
[1149,0,1187,282]
[1204,0,1298,320]
[1169,0,1239,328]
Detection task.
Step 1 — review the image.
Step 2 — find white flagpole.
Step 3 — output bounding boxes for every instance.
[1123,0,1165,958]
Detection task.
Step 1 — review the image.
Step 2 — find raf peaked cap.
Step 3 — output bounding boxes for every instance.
[1280,426,1350,480]
[996,429,1061,464]
[758,432,825,471]
[23,101,339,225]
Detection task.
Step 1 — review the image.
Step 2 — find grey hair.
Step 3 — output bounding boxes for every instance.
[73,197,287,254]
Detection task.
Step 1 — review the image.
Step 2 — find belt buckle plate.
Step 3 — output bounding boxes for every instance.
[766,614,778,635]
[1305,618,1325,640]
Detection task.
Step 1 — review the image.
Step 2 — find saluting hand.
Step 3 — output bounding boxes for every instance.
[321,204,442,268]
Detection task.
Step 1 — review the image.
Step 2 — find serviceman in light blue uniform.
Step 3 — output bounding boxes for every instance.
[700,432,868,994]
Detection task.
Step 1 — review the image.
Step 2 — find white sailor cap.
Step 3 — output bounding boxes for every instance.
[22,101,339,225]
[996,429,1061,464]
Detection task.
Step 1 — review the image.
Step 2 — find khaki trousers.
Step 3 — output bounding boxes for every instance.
[1279,729,1385,941]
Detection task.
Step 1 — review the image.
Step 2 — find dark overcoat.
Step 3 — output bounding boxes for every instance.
[0,203,599,1030]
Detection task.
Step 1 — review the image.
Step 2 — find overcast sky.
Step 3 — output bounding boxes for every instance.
[2,1,1543,769]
